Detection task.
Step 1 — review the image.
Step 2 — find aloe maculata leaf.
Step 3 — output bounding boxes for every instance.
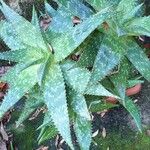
[61,61,91,93]
[85,83,119,99]
[119,3,143,23]
[1,59,43,85]
[50,7,111,62]
[125,16,150,37]
[38,125,58,144]
[31,5,40,31]
[74,117,91,150]
[68,89,91,150]
[116,0,141,22]
[16,96,43,127]
[45,2,73,35]
[126,40,150,81]
[0,65,39,118]
[89,33,124,84]
[110,58,131,101]
[37,112,53,130]
[77,30,103,68]
[0,48,43,63]
[43,64,73,149]
[37,54,54,87]
[122,97,142,132]
[58,0,93,18]
[45,2,57,16]
[89,100,117,112]
[69,89,91,120]
[38,112,58,144]
[86,0,120,11]
[0,21,26,50]
[0,1,47,51]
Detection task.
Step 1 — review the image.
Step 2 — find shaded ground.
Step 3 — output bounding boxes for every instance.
[91,81,150,150]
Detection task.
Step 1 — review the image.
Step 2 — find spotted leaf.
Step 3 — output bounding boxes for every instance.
[43,64,73,149]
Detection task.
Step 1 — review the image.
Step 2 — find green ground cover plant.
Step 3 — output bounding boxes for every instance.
[0,0,150,149]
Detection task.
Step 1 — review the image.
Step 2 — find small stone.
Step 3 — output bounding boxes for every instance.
[102,127,106,138]
[146,130,150,136]
[92,130,99,137]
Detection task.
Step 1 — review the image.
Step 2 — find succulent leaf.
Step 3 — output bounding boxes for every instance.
[38,112,58,144]
[31,5,41,31]
[68,89,91,150]
[61,61,91,93]
[126,40,150,81]
[86,0,120,10]
[0,1,47,51]
[58,0,93,18]
[0,65,39,118]
[125,16,150,37]
[43,64,73,149]
[38,125,57,144]
[116,0,140,22]
[51,7,111,62]
[89,100,117,112]
[74,117,91,150]
[123,97,142,132]
[110,58,131,101]
[89,33,124,84]
[85,83,119,99]
[69,89,91,120]
[16,96,43,127]
[77,30,103,68]
[0,21,26,50]
[0,48,43,63]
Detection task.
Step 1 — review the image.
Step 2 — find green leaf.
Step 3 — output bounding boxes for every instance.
[69,89,91,120]
[43,64,73,149]
[89,100,118,112]
[1,60,42,85]
[89,33,123,84]
[116,0,141,22]
[123,97,142,132]
[45,2,57,16]
[74,117,91,150]
[0,65,39,119]
[120,3,143,23]
[85,83,119,98]
[0,48,43,63]
[77,30,103,68]
[0,21,26,50]
[61,61,91,93]
[0,1,47,51]
[68,89,91,150]
[38,113,58,144]
[126,40,150,81]
[58,0,93,18]
[31,5,40,31]
[37,55,54,87]
[16,96,43,127]
[38,125,57,144]
[37,112,53,130]
[51,7,111,62]
[86,0,120,11]
[110,58,130,101]
[125,16,150,36]
[45,2,73,35]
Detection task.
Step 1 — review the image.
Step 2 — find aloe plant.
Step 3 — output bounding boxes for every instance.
[0,0,150,149]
